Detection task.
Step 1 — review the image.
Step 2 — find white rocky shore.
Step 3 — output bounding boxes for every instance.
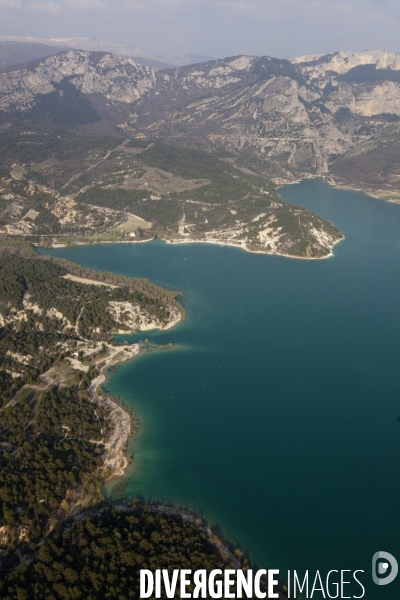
[88,343,139,479]
[75,336,178,483]
[167,231,343,260]
[84,310,181,481]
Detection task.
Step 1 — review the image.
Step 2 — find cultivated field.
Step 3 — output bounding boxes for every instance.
[115,212,152,233]
[10,164,25,180]
[22,209,39,221]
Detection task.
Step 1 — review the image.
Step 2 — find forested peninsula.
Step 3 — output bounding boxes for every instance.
[0,239,204,594]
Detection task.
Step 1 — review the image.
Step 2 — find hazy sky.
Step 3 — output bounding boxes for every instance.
[0,0,400,60]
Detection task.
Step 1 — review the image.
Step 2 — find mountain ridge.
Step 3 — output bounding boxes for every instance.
[1,48,400,200]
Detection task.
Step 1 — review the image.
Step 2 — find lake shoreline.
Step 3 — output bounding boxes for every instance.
[165,236,344,260]
[91,313,182,482]
[276,173,400,204]
[49,235,343,260]
[89,343,140,481]
[326,177,400,203]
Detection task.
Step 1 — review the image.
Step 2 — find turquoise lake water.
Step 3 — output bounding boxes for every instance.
[41,179,400,598]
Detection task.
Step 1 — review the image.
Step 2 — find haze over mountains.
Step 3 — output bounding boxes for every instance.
[1,46,400,199]
[0,35,213,70]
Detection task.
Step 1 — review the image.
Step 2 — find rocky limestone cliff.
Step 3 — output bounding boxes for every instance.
[292,50,400,77]
[0,51,156,111]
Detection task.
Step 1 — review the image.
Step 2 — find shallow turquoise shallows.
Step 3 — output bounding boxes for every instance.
[41,180,400,599]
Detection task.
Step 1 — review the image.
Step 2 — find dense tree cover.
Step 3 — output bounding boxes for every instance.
[25,190,63,235]
[0,507,239,600]
[51,257,185,319]
[136,141,267,205]
[0,123,121,167]
[0,238,36,258]
[0,249,74,404]
[0,190,62,234]
[0,369,21,410]
[78,186,150,210]
[0,386,107,551]
[0,252,68,311]
[0,316,64,398]
[0,252,182,332]
[77,286,169,336]
[270,203,341,257]
[36,384,107,440]
[137,142,256,185]
[126,139,152,149]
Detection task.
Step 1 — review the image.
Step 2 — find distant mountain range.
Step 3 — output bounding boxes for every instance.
[0,40,69,70]
[0,36,214,70]
[0,47,399,199]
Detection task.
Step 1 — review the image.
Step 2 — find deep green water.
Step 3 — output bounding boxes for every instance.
[41,180,400,598]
